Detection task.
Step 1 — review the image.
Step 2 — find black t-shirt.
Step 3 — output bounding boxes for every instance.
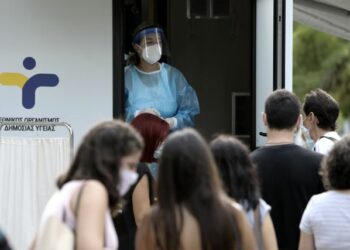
[251,144,324,250]
[113,163,155,250]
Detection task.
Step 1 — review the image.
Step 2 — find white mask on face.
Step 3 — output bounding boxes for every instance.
[300,125,315,150]
[118,169,138,196]
[140,44,162,64]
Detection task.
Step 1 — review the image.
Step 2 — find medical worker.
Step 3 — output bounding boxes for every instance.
[124,23,200,130]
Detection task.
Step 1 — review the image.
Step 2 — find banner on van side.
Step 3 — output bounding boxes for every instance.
[0,0,113,147]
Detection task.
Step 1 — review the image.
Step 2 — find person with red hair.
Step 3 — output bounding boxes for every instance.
[131,113,170,166]
[114,113,170,250]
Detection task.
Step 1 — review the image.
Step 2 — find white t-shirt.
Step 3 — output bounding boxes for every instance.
[313,131,341,155]
[300,191,350,250]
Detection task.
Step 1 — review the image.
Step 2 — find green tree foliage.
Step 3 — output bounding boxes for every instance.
[293,23,350,117]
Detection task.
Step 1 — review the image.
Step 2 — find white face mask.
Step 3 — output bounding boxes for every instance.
[300,125,315,150]
[118,169,138,196]
[140,44,162,64]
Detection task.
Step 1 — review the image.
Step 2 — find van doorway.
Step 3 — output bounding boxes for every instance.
[121,0,255,147]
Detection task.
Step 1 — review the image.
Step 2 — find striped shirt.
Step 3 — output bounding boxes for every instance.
[300,191,350,250]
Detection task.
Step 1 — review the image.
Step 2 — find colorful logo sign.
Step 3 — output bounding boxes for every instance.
[0,57,59,109]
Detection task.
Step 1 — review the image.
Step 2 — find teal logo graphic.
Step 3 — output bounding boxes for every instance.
[0,57,59,109]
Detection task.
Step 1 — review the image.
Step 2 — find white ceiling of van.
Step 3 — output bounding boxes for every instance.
[294,0,350,41]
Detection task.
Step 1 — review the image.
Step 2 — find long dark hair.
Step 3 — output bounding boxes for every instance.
[57,120,144,209]
[210,135,260,211]
[153,128,241,250]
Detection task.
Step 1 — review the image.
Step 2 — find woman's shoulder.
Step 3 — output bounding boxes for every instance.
[301,191,344,215]
[69,179,108,210]
[137,163,152,175]
[162,63,184,76]
[70,180,109,222]
[224,197,257,249]
[81,180,108,199]
[311,190,350,205]
[124,64,136,75]
[218,196,247,223]
[258,198,271,213]
[84,179,107,189]
[125,64,135,71]
[222,195,245,213]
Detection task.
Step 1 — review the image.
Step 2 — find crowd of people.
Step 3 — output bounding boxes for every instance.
[0,87,348,250]
[0,21,348,250]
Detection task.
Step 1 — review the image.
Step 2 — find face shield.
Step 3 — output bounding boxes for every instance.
[133,27,170,64]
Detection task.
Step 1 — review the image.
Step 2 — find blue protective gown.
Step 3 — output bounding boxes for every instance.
[125,63,200,129]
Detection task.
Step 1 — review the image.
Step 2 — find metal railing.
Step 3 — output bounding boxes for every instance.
[0,121,74,160]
